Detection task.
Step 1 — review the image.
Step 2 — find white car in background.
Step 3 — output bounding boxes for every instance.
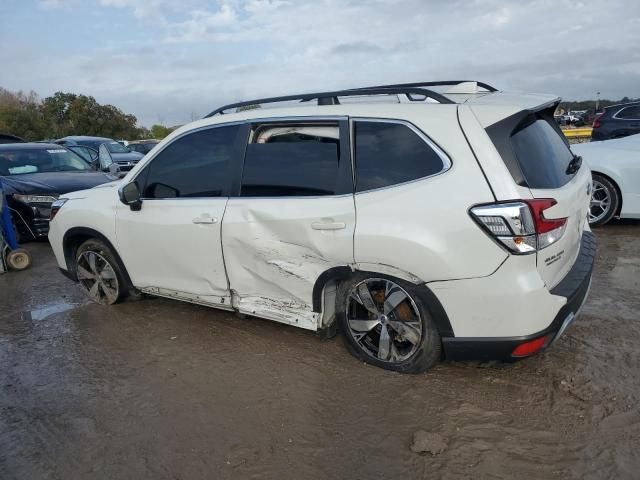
[572,134,640,226]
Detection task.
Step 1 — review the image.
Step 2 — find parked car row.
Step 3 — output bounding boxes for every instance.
[0,135,159,241]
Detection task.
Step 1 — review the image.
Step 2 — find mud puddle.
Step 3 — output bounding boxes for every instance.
[1,224,640,479]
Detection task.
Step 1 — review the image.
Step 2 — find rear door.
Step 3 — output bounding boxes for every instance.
[509,114,591,288]
[221,118,354,330]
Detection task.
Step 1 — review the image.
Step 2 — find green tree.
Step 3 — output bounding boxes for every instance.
[150,124,173,139]
[0,88,49,140]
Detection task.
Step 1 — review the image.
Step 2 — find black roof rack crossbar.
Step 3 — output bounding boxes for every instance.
[204,86,454,117]
[355,80,498,92]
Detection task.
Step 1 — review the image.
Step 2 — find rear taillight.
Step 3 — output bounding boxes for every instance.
[470,199,567,254]
[49,198,68,221]
[592,115,602,129]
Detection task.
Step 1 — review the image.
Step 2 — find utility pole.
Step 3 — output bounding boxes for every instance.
[596,92,600,112]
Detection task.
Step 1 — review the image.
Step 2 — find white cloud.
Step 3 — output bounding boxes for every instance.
[8,0,640,126]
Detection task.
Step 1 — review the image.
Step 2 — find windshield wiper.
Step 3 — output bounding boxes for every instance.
[566,154,582,175]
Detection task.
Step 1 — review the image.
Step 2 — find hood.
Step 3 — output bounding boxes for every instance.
[1,171,114,195]
[112,151,144,162]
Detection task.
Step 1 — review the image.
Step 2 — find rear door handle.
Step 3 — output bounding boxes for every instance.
[193,214,218,224]
[311,221,346,230]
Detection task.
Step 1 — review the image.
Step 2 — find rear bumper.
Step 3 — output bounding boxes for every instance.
[442,231,596,361]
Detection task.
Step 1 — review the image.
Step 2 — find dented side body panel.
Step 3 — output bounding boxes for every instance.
[221,196,355,330]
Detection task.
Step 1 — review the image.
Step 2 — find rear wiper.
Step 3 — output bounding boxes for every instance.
[566,154,582,175]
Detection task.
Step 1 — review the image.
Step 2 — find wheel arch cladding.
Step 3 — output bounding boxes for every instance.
[62,227,133,286]
[312,266,455,338]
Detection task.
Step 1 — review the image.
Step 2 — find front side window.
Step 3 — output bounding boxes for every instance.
[142,125,239,198]
[354,120,448,193]
[240,123,341,197]
[106,141,130,154]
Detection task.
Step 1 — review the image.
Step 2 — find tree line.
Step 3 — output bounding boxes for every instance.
[0,87,175,141]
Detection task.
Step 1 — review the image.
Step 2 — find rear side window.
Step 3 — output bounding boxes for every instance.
[510,119,574,189]
[240,124,340,197]
[615,106,640,120]
[354,121,448,193]
[142,125,239,198]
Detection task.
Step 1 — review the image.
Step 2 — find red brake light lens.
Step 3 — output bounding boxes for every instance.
[524,199,567,234]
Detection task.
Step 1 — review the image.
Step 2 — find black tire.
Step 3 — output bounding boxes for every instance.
[590,173,620,227]
[75,239,129,305]
[336,272,441,373]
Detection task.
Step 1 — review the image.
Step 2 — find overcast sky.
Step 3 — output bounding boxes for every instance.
[1,0,639,127]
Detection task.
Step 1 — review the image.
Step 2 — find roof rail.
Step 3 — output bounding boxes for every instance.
[356,80,498,92]
[204,86,455,117]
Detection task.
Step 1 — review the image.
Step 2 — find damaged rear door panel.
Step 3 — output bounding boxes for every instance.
[221,118,354,330]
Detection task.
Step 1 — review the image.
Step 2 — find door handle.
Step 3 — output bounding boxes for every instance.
[193,214,218,224]
[311,221,346,230]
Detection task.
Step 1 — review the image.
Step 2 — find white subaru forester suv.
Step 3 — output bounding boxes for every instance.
[48,81,595,373]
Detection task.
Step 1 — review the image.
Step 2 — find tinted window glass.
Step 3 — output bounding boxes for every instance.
[77,139,108,150]
[240,125,340,197]
[617,106,640,119]
[510,119,574,189]
[354,121,446,192]
[142,125,238,198]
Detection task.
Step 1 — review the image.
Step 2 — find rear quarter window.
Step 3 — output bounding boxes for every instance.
[354,120,449,193]
[510,118,575,189]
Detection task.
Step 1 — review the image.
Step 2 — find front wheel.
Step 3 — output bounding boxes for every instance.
[75,239,128,305]
[336,273,441,373]
[589,174,620,226]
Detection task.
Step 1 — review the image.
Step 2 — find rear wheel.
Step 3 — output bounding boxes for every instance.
[75,239,128,305]
[589,174,620,226]
[336,273,441,373]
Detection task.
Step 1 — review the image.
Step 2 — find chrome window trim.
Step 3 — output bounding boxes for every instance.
[612,106,640,121]
[350,117,453,195]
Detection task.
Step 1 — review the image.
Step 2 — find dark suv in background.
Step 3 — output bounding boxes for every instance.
[592,101,640,141]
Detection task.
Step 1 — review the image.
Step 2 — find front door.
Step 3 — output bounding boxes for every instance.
[222,119,355,329]
[116,124,244,306]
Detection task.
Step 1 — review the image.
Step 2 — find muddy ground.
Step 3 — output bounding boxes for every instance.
[1,222,639,480]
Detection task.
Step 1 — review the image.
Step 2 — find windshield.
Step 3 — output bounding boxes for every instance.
[129,142,157,154]
[106,141,130,154]
[0,148,91,175]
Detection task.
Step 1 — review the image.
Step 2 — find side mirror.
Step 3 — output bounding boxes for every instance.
[108,162,126,178]
[119,182,142,211]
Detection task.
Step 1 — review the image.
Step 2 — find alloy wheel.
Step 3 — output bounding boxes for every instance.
[76,250,119,305]
[589,179,611,224]
[345,278,423,363]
